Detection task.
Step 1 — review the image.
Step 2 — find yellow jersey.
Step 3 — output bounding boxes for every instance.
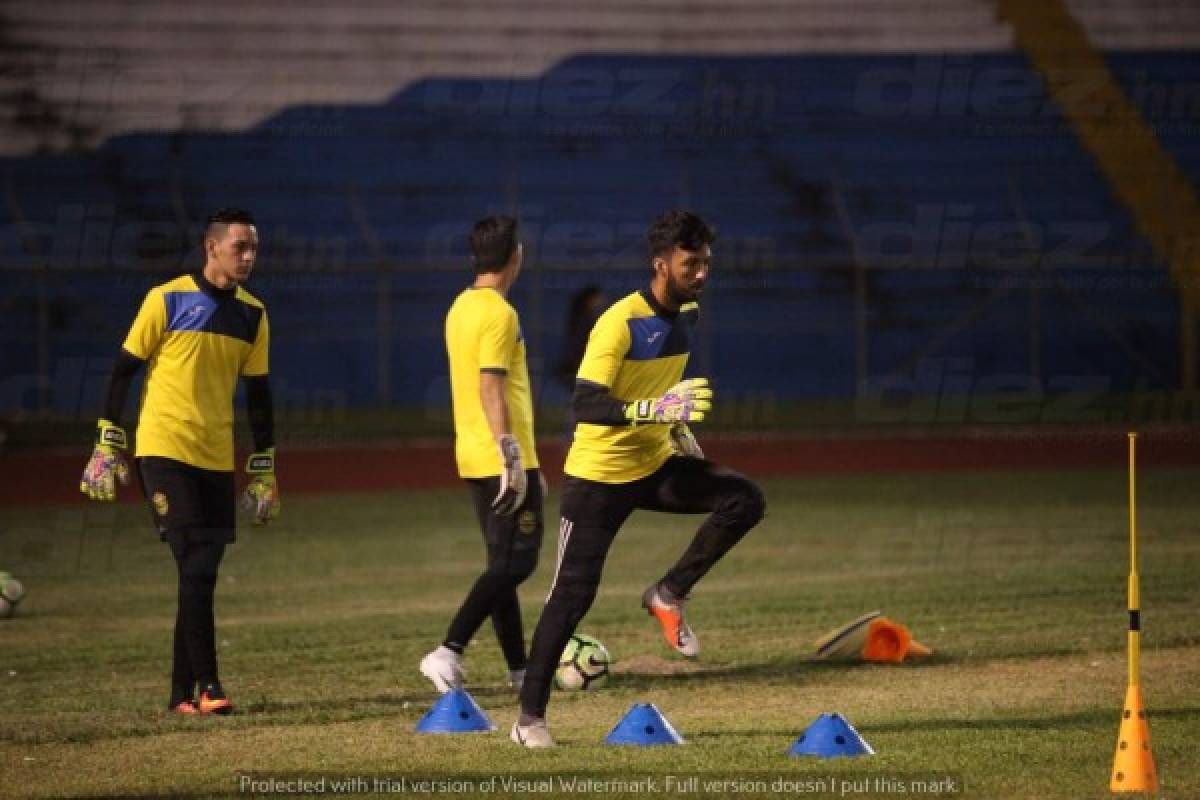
[565,289,699,483]
[445,287,538,478]
[122,273,269,472]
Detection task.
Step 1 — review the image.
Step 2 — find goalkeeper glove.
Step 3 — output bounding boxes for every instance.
[80,419,130,501]
[669,422,705,459]
[241,448,280,525]
[492,434,527,515]
[624,378,713,426]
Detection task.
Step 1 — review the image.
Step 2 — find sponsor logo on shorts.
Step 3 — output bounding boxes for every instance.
[518,510,537,535]
[152,491,169,517]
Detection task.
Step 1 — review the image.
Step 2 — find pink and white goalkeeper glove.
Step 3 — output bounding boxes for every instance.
[241,448,280,524]
[624,378,713,425]
[80,419,130,501]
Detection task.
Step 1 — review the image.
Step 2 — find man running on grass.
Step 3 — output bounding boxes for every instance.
[512,210,766,747]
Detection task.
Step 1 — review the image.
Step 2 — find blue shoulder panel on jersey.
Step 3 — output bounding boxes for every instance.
[165,291,262,344]
[165,291,218,332]
[626,314,692,361]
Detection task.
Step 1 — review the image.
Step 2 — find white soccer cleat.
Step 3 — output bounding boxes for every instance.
[508,668,526,691]
[642,584,700,658]
[419,646,465,694]
[511,718,556,748]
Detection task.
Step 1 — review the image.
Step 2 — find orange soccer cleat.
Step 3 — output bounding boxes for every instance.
[641,583,699,658]
[197,683,233,715]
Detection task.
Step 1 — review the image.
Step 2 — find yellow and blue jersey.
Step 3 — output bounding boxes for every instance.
[123,273,269,472]
[565,289,699,483]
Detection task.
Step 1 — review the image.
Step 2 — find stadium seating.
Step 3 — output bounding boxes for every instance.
[1,1,1196,412]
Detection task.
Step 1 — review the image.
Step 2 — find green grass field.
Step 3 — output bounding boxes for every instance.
[2,467,1198,799]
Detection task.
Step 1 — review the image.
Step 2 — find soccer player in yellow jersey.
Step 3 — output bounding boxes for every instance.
[512,211,766,747]
[79,209,279,715]
[420,215,546,694]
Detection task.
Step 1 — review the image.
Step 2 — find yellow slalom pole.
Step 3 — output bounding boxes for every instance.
[1110,432,1158,793]
[1127,432,1139,688]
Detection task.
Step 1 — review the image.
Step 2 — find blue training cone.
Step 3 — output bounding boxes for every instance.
[605,703,684,746]
[415,689,496,733]
[788,713,874,758]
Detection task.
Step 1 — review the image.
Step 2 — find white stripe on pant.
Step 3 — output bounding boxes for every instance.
[546,517,573,602]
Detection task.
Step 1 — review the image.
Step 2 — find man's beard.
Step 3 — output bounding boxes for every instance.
[665,275,700,306]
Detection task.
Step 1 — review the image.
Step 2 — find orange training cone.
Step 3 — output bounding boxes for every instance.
[862,617,931,663]
[814,612,933,663]
[1110,685,1157,792]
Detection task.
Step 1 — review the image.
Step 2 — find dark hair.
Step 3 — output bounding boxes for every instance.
[470,215,520,273]
[204,208,256,241]
[646,210,716,261]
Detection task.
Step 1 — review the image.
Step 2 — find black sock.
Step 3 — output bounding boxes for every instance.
[441,641,465,655]
[180,574,219,686]
[170,603,195,704]
[170,538,225,694]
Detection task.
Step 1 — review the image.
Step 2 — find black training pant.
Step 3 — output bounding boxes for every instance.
[138,456,235,704]
[519,456,765,718]
[443,469,544,671]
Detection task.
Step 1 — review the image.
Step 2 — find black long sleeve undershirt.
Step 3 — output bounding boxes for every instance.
[103,349,146,425]
[572,379,631,426]
[244,375,275,452]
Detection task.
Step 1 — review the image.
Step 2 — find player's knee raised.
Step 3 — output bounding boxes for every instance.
[728,479,766,528]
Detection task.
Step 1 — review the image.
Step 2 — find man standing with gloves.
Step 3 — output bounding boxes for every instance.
[80,208,279,715]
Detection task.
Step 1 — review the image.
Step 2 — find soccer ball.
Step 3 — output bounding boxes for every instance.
[555,634,612,691]
[0,572,25,619]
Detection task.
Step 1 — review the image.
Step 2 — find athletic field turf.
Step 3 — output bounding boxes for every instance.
[2,466,1198,798]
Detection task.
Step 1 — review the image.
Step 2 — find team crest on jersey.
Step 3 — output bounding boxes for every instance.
[518,510,537,535]
[152,492,169,517]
